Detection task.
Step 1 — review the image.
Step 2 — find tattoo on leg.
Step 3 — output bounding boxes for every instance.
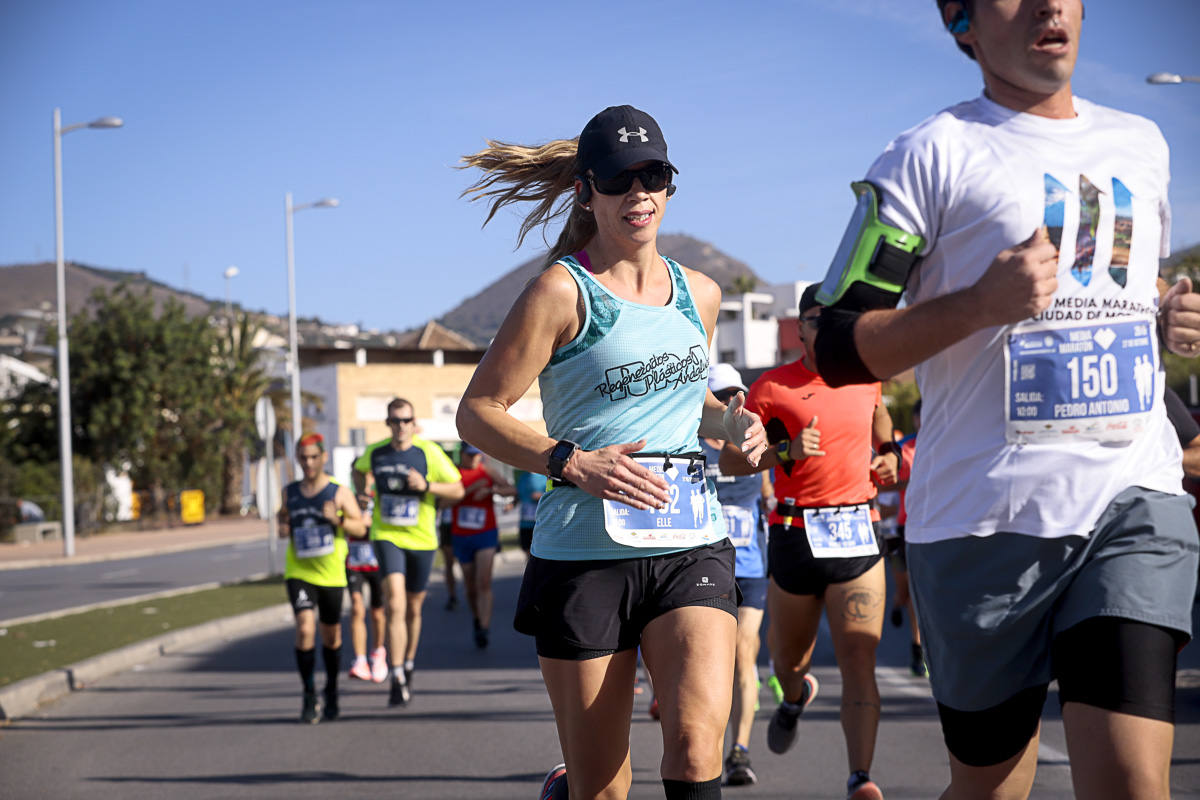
[842,589,882,622]
[848,700,881,711]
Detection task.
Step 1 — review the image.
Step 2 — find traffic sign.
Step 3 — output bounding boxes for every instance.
[254,396,276,441]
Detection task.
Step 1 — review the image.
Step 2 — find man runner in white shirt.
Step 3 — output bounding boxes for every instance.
[809,2,1200,797]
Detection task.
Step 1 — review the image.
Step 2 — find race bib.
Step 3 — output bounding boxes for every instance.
[347,539,378,568]
[722,505,756,548]
[380,494,420,526]
[603,455,718,548]
[1005,318,1157,444]
[802,505,877,559]
[293,521,335,559]
[456,506,488,531]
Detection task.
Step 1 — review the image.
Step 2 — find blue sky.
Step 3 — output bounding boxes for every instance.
[2,0,1197,334]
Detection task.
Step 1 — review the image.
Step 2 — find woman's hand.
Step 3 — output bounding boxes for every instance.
[722,392,768,467]
[562,440,672,510]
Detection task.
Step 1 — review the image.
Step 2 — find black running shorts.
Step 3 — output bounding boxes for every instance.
[514,538,739,660]
[347,569,385,609]
[768,523,883,596]
[285,578,344,625]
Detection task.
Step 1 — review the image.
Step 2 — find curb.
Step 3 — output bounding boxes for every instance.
[0,602,292,724]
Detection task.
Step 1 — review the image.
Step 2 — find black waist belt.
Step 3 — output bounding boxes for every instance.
[549,451,706,489]
[774,501,871,527]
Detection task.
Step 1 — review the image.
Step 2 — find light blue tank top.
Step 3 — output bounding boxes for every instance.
[533,254,725,560]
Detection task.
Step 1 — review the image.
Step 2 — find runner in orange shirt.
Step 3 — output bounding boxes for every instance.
[720,283,898,800]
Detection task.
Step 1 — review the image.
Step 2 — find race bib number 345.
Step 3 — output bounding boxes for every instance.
[1005,319,1156,444]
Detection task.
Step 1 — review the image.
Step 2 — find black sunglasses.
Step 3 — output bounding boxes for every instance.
[386,416,414,425]
[590,163,674,195]
[801,313,821,330]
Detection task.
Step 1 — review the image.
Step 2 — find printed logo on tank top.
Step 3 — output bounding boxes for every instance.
[595,344,707,401]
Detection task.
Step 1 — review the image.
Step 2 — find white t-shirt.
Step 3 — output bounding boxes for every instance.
[866,93,1183,544]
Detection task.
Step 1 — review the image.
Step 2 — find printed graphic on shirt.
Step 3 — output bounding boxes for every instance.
[1043,172,1136,290]
[596,345,707,401]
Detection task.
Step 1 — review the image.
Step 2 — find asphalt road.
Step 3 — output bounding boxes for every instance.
[0,509,522,625]
[3,553,1199,799]
[0,538,277,623]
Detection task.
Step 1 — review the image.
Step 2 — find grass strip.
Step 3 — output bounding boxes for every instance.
[0,576,286,688]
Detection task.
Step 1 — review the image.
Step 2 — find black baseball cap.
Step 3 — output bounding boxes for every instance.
[798,283,822,315]
[577,105,678,180]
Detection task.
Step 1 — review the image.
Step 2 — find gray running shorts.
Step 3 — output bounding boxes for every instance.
[907,486,1198,712]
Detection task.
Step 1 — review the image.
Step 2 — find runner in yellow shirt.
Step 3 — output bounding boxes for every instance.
[278,432,366,723]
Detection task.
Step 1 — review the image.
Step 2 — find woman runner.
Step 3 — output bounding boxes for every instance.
[457,105,767,800]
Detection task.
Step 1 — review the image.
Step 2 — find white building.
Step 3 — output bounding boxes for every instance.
[0,354,50,399]
[713,281,814,371]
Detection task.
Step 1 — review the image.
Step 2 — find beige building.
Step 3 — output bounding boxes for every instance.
[301,321,545,456]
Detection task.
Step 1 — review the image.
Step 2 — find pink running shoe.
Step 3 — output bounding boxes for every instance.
[370,648,389,683]
[349,659,371,681]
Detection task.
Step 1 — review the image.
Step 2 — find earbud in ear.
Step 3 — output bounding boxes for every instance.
[946,6,969,34]
[666,184,677,198]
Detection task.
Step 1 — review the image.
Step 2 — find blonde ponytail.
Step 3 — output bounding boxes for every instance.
[459,138,597,268]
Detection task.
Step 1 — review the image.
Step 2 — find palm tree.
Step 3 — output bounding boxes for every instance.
[215,312,271,514]
[729,274,758,295]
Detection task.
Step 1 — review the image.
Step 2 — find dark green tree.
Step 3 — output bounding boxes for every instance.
[64,284,227,514]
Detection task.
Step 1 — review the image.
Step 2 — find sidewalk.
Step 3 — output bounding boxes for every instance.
[0,516,271,570]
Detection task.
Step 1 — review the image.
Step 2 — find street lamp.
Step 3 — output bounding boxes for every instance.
[284,193,338,460]
[1147,72,1200,85]
[223,265,240,320]
[54,108,123,558]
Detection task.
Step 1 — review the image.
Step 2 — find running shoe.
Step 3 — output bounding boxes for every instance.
[300,690,320,724]
[322,687,339,721]
[846,774,884,800]
[724,746,758,786]
[910,644,928,678]
[370,648,389,683]
[475,627,490,649]
[539,763,567,800]
[648,696,660,721]
[767,674,785,705]
[766,673,819,754]
[388,677,411,707]
[404,664,414,688]
[349,658,372,681]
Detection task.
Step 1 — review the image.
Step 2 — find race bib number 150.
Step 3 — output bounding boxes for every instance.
[1005,319,1156,444]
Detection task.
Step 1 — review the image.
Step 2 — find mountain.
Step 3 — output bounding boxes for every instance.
[0,261,215,320]
[1164,242,1200,271]
[436,232,762,345]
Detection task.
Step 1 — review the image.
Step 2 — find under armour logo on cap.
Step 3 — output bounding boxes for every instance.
[618,126,648,143]
[577,105,678,180]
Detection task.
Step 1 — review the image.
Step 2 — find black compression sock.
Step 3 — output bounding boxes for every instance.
[295,647,316,692]
[323,645,341,691]
[662,777,721,799]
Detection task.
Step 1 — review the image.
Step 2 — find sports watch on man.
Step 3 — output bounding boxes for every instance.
[547,439,580,483]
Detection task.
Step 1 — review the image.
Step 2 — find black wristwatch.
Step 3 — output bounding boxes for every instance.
[547,439,580,482]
